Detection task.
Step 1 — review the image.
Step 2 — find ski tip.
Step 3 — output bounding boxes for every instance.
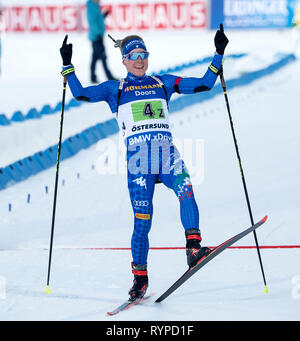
[260,215,268,224]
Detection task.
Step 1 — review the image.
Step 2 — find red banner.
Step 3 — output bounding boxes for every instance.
[1,1,207,32]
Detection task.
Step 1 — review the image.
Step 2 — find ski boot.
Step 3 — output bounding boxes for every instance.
[185,228,211,268]
[128,262,148,302]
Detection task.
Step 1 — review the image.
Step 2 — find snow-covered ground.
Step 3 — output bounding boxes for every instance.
[0,27,300,321]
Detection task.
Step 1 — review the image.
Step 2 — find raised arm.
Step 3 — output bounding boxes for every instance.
[60,35,119,112]
[158,24,229,99]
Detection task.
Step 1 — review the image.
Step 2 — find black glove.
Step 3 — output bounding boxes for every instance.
[60,35,73,66]
[214,24,229,55]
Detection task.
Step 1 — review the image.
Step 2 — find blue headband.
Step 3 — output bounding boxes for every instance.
[122,38,147,56]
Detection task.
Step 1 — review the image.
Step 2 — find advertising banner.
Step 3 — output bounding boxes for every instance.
[210,0,300,29]
[0,0,208,33]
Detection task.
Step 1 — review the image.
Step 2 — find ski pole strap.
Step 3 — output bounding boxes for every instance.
[208,63,221,75]
[61,67,75,77]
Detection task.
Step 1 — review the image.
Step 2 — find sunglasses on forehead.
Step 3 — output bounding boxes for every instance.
[123,51,150,61]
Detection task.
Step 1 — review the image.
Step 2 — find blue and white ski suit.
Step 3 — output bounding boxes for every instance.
[63,53,223,265]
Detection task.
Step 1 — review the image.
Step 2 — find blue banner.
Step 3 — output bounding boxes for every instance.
[289,0,300,26]
[210,0,300,29]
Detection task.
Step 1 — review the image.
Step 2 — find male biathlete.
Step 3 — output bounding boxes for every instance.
[60,25,229,301]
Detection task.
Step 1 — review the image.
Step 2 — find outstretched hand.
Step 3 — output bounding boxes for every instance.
[214,24,229,55]
[60,35,73,66]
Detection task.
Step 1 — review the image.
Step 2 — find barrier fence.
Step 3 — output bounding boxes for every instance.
[1,0,299,32]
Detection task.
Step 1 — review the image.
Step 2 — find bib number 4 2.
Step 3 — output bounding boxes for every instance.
[131,100,166,122]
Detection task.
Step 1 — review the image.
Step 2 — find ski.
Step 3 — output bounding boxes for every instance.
[107,293,154,316]
[155,216,268,303]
